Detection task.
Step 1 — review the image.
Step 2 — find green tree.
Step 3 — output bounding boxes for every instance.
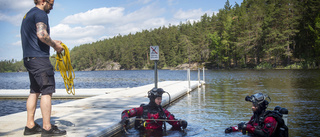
[208,32,222,68]
[309,14,320,67]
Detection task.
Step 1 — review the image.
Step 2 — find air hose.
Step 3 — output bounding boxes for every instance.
[55,43,75,95]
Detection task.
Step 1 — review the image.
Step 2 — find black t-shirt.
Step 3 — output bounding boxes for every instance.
[21,7,50,58]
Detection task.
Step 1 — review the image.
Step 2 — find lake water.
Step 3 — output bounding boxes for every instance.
[1,70,320,137]
[0,70,192,117]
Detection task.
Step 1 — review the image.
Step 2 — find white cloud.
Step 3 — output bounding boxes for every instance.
[98,35,112,41]
[0,0,33,11]
[0,0,33,26]
[11,40,21,46]
[61,4,165,27]
[62,37,97,47]
[142,18,167,29]
[104,17,167,37]
[57,3,168,47]
[61,7,124,26]
[0,13,24,26]
[49,24,106,48]
[174,8,213,21]
[125,4,165,23]
[212,11,219,16]
[51,24,105,39]
[115,23,141,35]
[137,0,152,4]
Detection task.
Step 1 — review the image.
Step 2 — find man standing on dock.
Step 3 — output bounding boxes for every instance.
[20,0,66,136]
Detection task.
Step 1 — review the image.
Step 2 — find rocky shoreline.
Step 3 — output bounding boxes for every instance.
[82,62,203,71]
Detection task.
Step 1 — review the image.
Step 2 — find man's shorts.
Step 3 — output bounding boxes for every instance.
[23,57,55,95]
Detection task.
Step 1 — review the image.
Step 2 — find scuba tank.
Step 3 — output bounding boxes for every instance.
[273,106,289,137]
[274,106,289,126]
[280,107,288,126]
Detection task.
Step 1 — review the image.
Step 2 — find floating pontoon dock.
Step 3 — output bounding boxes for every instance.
[0,80,204,137]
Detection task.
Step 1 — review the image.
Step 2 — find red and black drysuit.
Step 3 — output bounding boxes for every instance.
[121,104,182,130]
[230,111,278,137]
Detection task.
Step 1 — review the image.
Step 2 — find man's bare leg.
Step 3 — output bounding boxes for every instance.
[41,94,52,130]
[26,93,40,128]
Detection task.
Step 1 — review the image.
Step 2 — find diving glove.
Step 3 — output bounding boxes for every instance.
[120,117,129,127]
[238,122,246,130]
[225,127,233,133]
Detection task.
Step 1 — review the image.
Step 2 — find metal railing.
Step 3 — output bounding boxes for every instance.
[187,67,205,92]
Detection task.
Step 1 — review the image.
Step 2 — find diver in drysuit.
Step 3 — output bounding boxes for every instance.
[225,93,288,137]
[120,88,187,134]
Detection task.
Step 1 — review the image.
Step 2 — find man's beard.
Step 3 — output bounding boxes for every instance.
[44,5,51,14]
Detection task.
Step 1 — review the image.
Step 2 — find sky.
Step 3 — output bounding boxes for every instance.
[0,0,243,61]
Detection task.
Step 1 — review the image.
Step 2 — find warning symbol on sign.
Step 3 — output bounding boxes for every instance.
[150,46,159,60]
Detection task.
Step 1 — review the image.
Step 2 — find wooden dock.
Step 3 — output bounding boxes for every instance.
[0,81,203,137]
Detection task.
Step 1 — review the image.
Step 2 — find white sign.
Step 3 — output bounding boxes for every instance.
[150,46,159,60]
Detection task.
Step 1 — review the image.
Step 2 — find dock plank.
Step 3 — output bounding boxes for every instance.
[0,81,203,137]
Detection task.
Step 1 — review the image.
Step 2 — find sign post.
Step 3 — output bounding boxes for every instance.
[150,46,159,88]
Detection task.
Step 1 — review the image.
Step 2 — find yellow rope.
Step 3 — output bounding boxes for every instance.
[55,43,75,95]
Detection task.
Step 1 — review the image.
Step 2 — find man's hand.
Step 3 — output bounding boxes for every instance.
[53,40,64,53]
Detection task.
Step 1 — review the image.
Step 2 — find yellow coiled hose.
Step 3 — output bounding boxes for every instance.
[55,43,75,95]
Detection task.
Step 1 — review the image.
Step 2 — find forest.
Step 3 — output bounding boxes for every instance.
[1,0,320,72]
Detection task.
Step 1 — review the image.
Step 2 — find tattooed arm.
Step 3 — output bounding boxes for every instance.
[36,22,64,53]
